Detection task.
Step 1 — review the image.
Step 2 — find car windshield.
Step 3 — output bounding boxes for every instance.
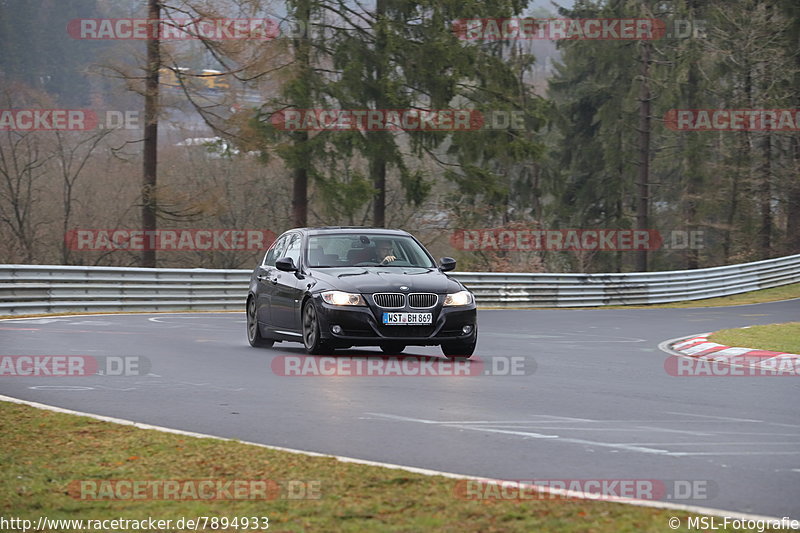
[306,234,436,268]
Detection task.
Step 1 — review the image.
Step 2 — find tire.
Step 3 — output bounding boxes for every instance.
[380,343,406,355]
[441,332,476,359]
[302,300,329,355]
[247,297,274,348]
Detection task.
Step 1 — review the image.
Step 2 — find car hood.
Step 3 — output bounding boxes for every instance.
[309,267,463,294]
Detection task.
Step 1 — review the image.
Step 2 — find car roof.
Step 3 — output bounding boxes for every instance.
[291,227,413,237]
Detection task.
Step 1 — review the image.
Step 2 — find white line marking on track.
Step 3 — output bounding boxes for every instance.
[482,332,648,343]
[619,442,800,446]
[665,412,765,423]
[665,411,800,428]
[365,413,800,457]
[667,452,800,456]
[9,318,69,324]
[366,413,675,455]
[450,425,674,455]
[27,386,94,391]
[632,425,712,436]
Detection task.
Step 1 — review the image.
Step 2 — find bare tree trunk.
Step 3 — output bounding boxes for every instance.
[0,132,47,263]
[371,156,386,227]
[371,0,387,227]
[615,129,624,273]
[757,3,773,260]
[291,0,311,228]
[58,134,76,265]
[788,132,800,253]
[723,134,744,261]
[635,40,651,272]
[723,64,752,261]
[56,130,109,264]
[758,133,772,258]
[142,0,160,267]
[684,2,702,269]
[786,29,800,254]
[292,136,309,228]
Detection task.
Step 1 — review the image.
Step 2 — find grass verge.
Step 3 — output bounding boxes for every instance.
[0,401,764,532]
[709,322,800,354]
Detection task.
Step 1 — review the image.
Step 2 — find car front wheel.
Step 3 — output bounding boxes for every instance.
[247,297,274,348]
[302,300,329,355]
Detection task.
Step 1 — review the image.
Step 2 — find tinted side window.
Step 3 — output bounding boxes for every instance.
[263,235,288,267]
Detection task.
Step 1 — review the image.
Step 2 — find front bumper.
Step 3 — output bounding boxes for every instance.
[313,296,477,346]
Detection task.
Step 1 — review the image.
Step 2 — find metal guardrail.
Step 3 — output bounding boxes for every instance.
[0,266,250,315]
[1,254,798,314]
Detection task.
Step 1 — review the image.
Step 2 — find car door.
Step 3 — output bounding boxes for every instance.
[271,232,306,331]
[254,234,288,328]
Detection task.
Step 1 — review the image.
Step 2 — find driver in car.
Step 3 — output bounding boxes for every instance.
[375,240,396,265]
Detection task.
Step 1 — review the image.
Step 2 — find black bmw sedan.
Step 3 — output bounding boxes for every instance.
[246,227,477,357]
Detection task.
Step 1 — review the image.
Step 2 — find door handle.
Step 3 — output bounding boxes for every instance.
[270,276,279,284]
[257,274,268,282]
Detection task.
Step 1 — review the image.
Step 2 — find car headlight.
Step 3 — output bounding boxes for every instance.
[443,290,473,306]
[321,290,366,306]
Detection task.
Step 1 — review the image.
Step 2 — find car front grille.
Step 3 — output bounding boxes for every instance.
[408,293,437,308]
[372,293,405,308]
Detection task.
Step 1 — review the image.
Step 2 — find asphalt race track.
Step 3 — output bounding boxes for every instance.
[1,300,799,518]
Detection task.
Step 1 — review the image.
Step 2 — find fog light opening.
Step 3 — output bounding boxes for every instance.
[462,325,473,335]
[331,325,343,334]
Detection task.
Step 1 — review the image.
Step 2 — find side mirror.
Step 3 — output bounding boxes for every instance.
[275,257,297,272]
[439,257,456,272]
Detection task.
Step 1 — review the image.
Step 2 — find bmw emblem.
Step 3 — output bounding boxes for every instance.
[400,286,409,291]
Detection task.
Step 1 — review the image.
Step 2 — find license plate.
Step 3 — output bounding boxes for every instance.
[382,312,432,325]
